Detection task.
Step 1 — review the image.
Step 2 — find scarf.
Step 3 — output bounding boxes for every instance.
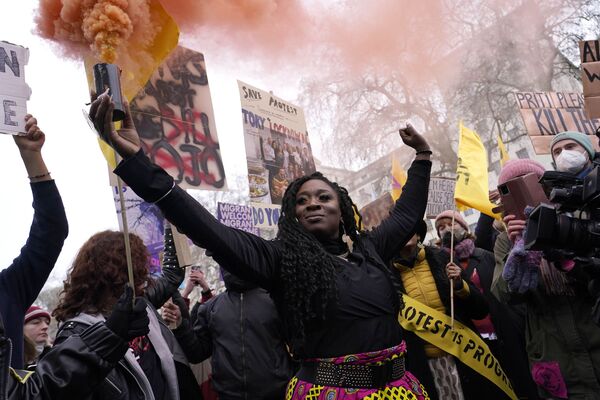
[443,238,475,261]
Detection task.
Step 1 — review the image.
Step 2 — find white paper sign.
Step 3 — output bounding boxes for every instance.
[0,41,31,135]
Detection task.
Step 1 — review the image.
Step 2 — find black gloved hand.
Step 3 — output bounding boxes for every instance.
[105,285,149,341]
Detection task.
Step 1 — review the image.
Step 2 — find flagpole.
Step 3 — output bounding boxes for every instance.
[114,151,136,305]
[450,209,456,330]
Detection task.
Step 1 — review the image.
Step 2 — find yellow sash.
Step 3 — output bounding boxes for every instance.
[399,295,517,400]
[9,367,34,384]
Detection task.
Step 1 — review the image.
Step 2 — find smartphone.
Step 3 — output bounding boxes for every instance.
[497,173,549,220]
[93,63,125,121]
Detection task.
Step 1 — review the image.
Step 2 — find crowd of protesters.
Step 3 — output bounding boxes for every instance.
[3,94,600,400]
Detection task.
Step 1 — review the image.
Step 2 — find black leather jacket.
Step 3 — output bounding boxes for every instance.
[2,321,128,400]
[53,265,187,400]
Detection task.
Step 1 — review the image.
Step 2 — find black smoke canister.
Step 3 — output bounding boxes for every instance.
[93,63,125,121]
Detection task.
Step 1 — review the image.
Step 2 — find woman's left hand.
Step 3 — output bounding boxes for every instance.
[399,123,430,153]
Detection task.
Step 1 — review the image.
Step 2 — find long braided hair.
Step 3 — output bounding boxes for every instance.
[277,172,364,345]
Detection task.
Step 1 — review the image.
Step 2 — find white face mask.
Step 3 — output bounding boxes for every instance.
[555,149,588,174]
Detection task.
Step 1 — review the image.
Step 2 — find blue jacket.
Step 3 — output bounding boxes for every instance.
[0,181,68,368]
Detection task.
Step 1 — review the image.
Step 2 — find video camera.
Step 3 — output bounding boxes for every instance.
[524,164,600,259]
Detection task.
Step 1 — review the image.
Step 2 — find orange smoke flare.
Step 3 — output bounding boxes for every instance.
[36,0,155,64]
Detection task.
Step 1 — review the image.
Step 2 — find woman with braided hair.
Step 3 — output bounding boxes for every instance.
[88,93,432,399]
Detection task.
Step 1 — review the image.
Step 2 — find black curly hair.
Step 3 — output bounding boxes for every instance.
[277,172,366,344]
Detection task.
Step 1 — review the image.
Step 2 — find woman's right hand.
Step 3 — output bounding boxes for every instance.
[89,92,141,159]
[399,123,430,153]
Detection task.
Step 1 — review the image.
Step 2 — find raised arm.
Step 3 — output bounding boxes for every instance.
[0,116,68,368]
[0,115,69,310]
[369,124,431,262]
[88,94,281,291]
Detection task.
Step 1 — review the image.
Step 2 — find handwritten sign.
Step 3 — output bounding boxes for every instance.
[238,80,316,205]
[426,178,456,219]
[0,41,31,135]
[250,202,281,230]
[130,46,227,190]
[217,202,259,235]
[580,40,600,119]
[514,91,600,154]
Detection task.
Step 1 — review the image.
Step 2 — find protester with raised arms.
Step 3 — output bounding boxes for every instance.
[0,114,69,369]
[89,93,432,399]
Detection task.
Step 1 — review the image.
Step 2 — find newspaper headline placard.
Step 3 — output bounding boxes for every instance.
[0,41,31,135]
[217,202,260,235]
[426,178,456,219]
[514,91,600,154]
[238,80,316,205]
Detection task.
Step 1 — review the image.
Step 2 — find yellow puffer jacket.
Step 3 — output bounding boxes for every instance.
[394,248,469,358]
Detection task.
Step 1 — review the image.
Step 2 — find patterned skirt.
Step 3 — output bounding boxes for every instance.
[286,342,430,400]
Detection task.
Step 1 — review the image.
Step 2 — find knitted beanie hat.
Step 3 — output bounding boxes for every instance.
[550,131,595,160]
[434,210,468,235]
[24,306,50,324]
[498,159,546,185]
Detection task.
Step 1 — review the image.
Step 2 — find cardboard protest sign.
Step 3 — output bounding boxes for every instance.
[217,202,260,235]
[129,46,227,190]
[250,203,281,230]
[237,80,316,205]
[514,91,600,154]
[580,40,600,119]
[0,42,31,135]
[113,186,165,276]
[426,177,456,219]
[359,193,394,231]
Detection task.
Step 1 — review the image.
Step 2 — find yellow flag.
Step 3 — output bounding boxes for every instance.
[497,134,509,166]
[391,155,408,202]
[85,0,180,169]
[454,122,500,218]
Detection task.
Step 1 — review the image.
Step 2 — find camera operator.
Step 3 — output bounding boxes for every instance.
[498,132,600,400]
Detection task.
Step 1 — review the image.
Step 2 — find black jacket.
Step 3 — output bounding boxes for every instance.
[53,265,194,400]
[0,181,68,368]
[2,320,128,400]
[462,248,540,400]
[174,269,294,400]
[392,246,489,400]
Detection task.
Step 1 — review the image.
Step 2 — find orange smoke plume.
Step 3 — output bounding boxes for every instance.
[36,0,157,64]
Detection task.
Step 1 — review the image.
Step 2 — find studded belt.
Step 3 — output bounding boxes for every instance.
[296,356,405,388]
